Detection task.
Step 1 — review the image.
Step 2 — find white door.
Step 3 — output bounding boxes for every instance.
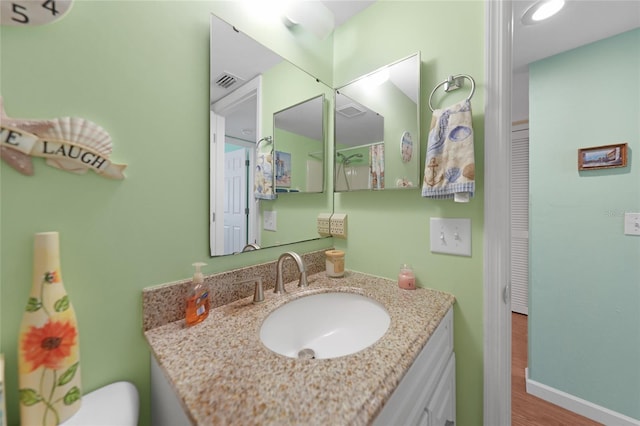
[224,148,247,254]
[511,122,529,315]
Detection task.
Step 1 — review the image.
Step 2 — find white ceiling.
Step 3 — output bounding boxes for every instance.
[512,0,640,119]
[214,1,640,143]
[321,0,374,26]
[513,0,640,72]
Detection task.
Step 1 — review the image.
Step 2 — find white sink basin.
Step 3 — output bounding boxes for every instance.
[259,292,390,359]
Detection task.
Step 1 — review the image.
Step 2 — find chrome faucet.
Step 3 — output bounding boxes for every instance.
[275,251,308,294]
[233,276,265,304]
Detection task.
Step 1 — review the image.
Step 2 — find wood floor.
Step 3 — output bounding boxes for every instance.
[511,313,602,426]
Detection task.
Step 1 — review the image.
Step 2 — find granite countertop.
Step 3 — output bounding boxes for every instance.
[144,271,455,425]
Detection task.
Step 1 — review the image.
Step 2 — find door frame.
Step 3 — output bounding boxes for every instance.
[483,1,512,424]
[211,76,263,255]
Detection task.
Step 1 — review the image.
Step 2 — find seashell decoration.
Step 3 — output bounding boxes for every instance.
[39,117,113,175]
[448,125,473,142]
[444,167,461,183]
[463,163,475,180]
[0,97,126,179]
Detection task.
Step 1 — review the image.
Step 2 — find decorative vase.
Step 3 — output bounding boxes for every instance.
[18,232,82,425]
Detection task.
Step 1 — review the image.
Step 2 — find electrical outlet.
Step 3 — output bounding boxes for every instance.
[317,213,332,236]
[624,212,640,236]
[330,213,348,238]
[263,211,277,231]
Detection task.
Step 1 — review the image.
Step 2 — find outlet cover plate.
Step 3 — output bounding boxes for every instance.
[624,212,640,236]
[317,213,331,236]
[430,217,471,256]
[330,213,347,238]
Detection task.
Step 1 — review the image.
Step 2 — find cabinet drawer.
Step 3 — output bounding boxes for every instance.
[374,308,454,425]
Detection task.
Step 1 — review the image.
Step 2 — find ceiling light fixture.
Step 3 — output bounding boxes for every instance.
[282,1,335,39]
[521,0,565,25]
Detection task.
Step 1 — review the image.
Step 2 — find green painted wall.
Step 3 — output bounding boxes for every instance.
[2,1,486,425]
[332,2,485,425]
[272,128,322,191]
[529,28,640,419]
[0,2,334,425]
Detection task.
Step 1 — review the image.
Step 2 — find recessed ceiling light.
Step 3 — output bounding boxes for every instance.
[521,0,565,25]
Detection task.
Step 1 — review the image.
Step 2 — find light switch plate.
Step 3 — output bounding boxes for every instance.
[430,217,472,256]
[263,211,277,231]
[624,212,640,236]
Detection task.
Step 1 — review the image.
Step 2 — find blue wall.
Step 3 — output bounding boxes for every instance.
[529,28,640,419]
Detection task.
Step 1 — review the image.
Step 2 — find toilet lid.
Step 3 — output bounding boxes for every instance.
[60,381,139,426]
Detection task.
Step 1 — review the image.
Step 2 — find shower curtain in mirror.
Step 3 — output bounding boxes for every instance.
[369,143,384,190]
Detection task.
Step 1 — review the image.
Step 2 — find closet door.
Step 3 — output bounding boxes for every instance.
[511,122,529,315]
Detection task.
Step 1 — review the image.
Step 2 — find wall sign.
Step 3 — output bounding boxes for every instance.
[1,0,73,26]
[578,143,628,171]
[1,99,127,179]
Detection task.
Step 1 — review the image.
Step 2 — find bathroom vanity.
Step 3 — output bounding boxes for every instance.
[145,270,455,425]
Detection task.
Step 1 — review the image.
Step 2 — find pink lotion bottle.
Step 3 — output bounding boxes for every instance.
[398,264,416,290]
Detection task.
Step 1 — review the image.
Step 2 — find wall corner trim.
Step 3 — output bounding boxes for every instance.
[525,368,640,426]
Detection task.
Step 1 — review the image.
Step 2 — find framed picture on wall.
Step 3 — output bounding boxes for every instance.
[578,143,628,171]
[275,151,291,187]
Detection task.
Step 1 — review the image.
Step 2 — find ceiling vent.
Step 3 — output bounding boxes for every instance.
[214,72,244,89]
[336,103,366,118]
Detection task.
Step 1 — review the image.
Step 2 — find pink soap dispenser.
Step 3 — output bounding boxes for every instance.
[398,264,416,290]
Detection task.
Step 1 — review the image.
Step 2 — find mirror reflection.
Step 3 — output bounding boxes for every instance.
[273,95,325,193]
[334,53,420,191]
[210,14,332,256]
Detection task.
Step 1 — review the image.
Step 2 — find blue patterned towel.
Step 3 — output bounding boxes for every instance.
[422,99,475,201]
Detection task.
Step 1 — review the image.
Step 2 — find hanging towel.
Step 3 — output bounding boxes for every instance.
[254,138,276,200]
[422,99,475,202]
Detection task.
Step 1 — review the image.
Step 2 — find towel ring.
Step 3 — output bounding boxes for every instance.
[256,136,273,150]
[428,74,475,112]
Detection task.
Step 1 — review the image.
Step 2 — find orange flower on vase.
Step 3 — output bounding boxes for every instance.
[44,270,60,284]
[21,320,77,372]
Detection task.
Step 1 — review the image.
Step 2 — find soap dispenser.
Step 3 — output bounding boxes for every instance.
[185,262,210,326]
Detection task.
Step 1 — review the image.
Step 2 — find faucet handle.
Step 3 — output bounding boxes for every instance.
[253,277,265,304]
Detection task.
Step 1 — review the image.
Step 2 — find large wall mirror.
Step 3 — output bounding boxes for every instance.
[209,14,333,256]
[273,94,325,193]
[334,53,420,191]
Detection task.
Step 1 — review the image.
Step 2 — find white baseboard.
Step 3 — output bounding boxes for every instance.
[525,368,640,426]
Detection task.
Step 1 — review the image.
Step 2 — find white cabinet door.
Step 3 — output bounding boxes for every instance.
[426,353,456,426]
[373,309,454,426]
[151,356,191,426]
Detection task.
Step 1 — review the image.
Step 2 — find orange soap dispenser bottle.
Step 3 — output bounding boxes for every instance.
[185,262,210,326]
